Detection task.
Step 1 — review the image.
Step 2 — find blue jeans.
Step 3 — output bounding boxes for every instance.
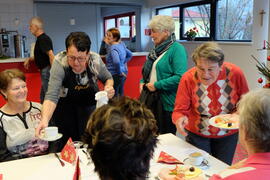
[186,131,238,165]
[40,66,50,103]
[113,74,126,97]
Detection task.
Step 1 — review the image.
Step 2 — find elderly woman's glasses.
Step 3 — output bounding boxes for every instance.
[67,55,88,62]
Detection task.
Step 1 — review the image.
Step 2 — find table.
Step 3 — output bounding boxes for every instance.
[0,133,228,179]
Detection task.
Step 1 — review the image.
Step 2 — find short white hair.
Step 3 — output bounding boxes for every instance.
[238,88,270,152]
[148,15,175,34]
[30,16,44,29]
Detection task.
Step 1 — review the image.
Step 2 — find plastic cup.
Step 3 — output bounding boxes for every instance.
[95,91,108,108]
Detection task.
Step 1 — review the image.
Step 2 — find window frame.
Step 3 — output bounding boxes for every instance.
[103,12,135,40]
[156,0,252,42]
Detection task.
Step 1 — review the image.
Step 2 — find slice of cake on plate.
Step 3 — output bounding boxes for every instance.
[158,165,205,180]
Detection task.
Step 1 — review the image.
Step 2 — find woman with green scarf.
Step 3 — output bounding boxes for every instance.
[140,15,187,134]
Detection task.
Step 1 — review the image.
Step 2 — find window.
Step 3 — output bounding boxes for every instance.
[157,0,253,41]
[216,0,253,40]
[157,7,180,39]
[104,12,136,40]
[183,4,210,38]
[105,19,115,31]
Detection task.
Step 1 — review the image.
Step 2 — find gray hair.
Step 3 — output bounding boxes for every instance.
[192,42,224,66]
[148,15,175,34]
[238,88,270,153]
[30,16,44,29]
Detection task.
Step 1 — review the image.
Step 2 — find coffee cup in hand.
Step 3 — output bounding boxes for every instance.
[189,152,204,166]
[44,126,58,139]
[95,91,108,108]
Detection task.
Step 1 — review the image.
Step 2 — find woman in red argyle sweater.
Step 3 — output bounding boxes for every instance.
[172,42,249,165]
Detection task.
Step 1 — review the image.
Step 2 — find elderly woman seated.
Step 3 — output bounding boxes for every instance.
[210,89,270,179]
[83,96,158,180]
[0,69,48,161]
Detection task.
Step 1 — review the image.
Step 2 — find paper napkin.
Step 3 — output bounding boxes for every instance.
[73,157,81,180]
[157,151,183,164]
[61,138,77,164]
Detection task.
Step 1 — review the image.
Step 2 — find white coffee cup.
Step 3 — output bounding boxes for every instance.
[73,141,83,149]
[44,126,58,139]
[189,152,204,166]
[95,91,108,108]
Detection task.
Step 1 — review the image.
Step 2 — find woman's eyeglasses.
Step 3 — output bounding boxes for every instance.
[67,55,88,62]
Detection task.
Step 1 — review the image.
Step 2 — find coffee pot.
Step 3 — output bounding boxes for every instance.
[14,34,27,58]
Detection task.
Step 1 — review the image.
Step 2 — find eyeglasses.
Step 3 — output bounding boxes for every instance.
[67,55,88,62]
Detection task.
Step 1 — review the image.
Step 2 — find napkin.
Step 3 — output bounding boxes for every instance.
[157,151,183,164]
[73,157,81,180]
[61,138,77,164]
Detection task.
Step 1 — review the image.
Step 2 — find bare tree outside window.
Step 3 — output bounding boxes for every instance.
[183,4,210,38]
[216,0,253,40]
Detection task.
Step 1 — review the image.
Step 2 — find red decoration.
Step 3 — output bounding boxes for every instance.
[267,56,270,61]
[263,83,270,88]
[157,151,183,164]
[73,157,81,180]
[258,78,263,83]
[61,138,77,164]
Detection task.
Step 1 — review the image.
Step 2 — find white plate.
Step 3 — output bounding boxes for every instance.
[209,115,239,130]
[40,133,63,141]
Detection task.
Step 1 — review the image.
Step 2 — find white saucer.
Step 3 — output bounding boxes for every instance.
[183,158,210,170]
[40,133,63,142]
[209,115,239,130]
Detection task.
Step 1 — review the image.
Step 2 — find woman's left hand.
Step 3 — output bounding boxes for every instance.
[146,83,156,92]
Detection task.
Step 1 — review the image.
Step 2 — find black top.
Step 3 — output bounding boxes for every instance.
[34,33,53,69]
[98,40,108,55]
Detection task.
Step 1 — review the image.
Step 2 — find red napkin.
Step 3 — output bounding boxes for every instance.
[157,151,183,164]
[61,138,77,164]
[73,157,81,180]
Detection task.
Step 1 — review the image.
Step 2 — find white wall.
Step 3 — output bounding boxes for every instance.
[0,0,34,56]
[146,0,197,8]
[36,3,99,54]
[36,2,144,53]
[146,0,270,90]
[34,0,144,5]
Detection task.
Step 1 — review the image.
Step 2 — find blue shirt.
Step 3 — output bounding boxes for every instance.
[106,42,132,75]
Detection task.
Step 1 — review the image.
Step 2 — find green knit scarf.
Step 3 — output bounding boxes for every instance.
[142,33,176,83]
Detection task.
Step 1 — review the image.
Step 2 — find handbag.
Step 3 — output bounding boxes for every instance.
[139,86,163,131]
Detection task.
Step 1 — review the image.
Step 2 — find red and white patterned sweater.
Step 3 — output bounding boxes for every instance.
[172,62,249,138]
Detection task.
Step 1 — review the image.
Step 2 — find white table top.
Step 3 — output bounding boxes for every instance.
[0,133,228,180]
